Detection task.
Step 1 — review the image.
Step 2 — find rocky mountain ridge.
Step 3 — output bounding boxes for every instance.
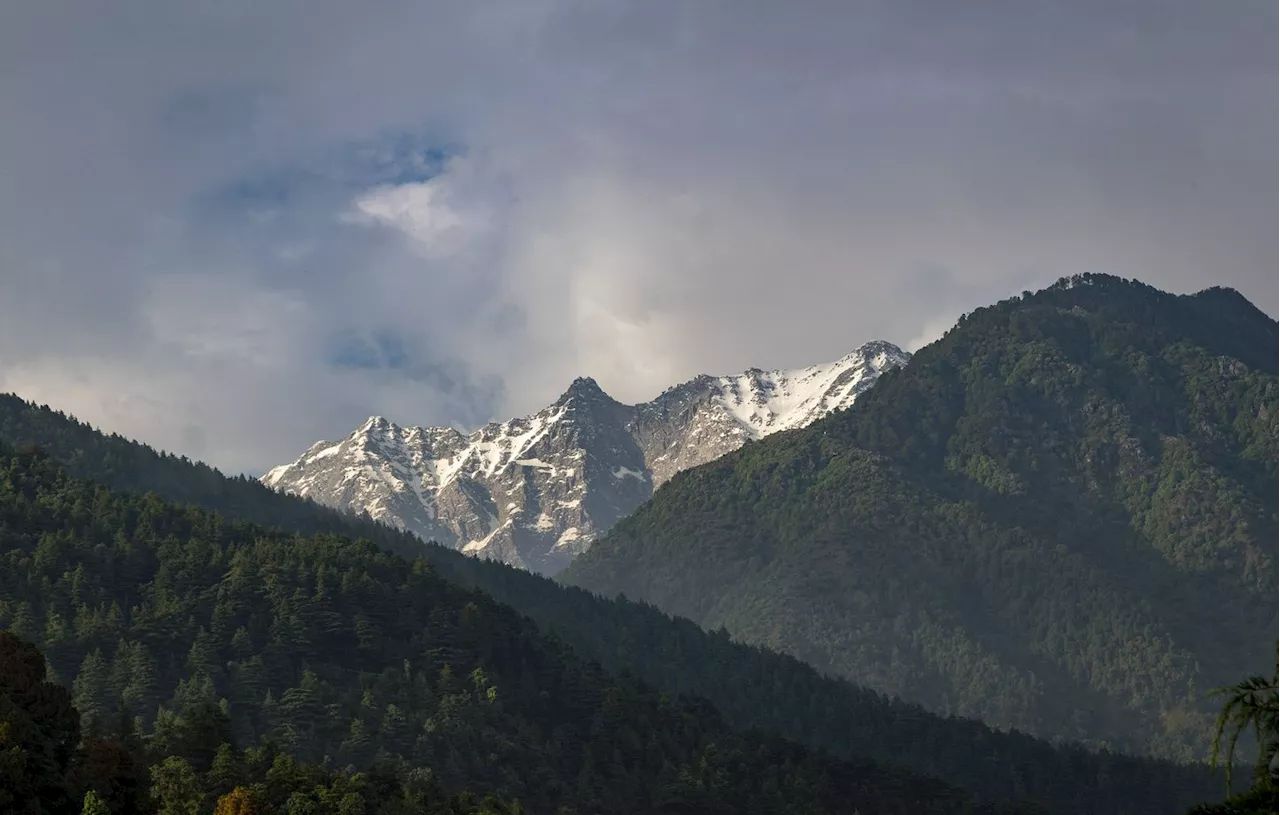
[262,340,909,573]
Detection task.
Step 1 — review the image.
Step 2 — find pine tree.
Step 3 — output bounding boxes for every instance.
[80,790,110,815]
[149,755,202,815]
[72,649,110,731]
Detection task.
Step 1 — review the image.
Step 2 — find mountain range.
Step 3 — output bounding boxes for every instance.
[262,340,909,573]
[0,385,1224,814]
[0,275,1272,812]
[562,274,1279,760]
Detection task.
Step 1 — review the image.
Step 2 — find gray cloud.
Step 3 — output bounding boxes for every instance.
[0,0,1274,475]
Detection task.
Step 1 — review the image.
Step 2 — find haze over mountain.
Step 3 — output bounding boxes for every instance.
[262,341,907,573]
[563,275,1279,761]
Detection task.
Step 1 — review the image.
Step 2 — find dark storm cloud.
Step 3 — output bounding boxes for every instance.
[0,0,1273,474]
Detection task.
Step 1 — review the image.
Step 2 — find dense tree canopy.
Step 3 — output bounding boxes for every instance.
[0,631,533,815]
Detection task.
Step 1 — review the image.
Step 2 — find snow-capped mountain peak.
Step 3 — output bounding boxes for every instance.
[262,341,908,573]
[675,339,908,439]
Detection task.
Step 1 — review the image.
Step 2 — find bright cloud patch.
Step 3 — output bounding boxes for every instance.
[347,162,489,258]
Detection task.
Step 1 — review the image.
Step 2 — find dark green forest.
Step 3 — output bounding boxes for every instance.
[2,630,533,815]
[1,443,1041,814]
[0,386,1229,812]
[564,276,1278,761]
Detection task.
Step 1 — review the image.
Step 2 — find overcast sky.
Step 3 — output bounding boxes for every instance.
[1,0,1275,475]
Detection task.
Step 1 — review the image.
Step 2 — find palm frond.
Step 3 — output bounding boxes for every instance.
[1208,669,1278,793]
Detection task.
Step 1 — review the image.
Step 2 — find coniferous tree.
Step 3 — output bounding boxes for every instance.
[79,791,109,815]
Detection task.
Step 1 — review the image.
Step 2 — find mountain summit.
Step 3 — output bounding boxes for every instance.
[562,275,1279,757]
[262,341,909,573]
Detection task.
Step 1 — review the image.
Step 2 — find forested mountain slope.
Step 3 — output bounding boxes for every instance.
[0,387,1223,812]
[563,275,1279,761]
[0,443,1033,814]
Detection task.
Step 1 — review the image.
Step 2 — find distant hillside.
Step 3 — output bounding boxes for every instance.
[563,275,1279,761]
[0,389,1221,813]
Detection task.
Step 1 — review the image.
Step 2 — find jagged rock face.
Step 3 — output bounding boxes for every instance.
[262,340,909,574]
